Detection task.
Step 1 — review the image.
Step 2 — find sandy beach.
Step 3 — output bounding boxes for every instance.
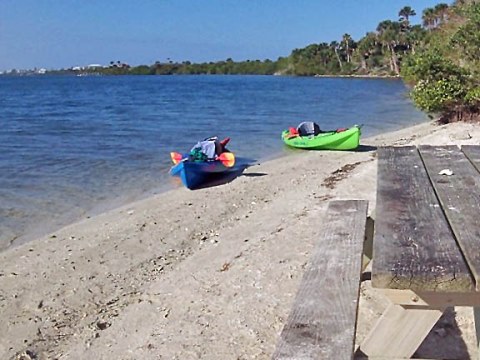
[1,120,480,360]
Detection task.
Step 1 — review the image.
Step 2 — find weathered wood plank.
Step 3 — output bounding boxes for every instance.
[380,289,480,307]
[462,145,480,173]
[372,146,473,292]
[419,145,480,290]
[272,200,368,360]
[360,303,444,358]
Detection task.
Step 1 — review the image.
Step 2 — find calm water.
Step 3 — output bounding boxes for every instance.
[0,75,429,251]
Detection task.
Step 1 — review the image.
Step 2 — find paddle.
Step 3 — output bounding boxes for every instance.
[170,151,235,167]
[170,151,184,165]
[217,152,235,167]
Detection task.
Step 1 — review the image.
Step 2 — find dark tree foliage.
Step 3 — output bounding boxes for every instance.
[402,2,480,122]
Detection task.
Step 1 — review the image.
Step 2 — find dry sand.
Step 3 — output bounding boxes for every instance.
[1,121,479,360]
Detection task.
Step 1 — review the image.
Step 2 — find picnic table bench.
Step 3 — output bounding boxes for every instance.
[359,145,480,358]
[272,200,369,359]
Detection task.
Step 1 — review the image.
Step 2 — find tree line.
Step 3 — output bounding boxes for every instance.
[72,5,434,77]
[54,1,479,122]
[106,4,456,78]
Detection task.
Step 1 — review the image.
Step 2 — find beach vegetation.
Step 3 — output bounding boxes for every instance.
[401,2,480,122]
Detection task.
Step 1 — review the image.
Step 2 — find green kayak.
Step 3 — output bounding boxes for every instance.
[281,125,361,150]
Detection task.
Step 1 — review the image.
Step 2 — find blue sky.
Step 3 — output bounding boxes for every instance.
[1,0,445,71]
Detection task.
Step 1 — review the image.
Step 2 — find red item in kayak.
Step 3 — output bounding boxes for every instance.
[220,137,230,147]
[286,127,299,138]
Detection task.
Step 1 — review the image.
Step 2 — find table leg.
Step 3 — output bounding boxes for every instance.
[362,216,374,271]
[474,307,480,360]
[359,303,444,358]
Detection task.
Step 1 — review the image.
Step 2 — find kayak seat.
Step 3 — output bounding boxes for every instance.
[297,121,321,136]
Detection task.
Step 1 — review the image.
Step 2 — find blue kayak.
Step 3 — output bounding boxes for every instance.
[170,158,233,189]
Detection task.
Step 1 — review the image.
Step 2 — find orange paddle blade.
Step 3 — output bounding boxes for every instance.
[170,151,183,165]
[218,152,235,167]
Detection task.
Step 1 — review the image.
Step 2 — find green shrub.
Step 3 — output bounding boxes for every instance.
[410,78,465,112]
[465,87,480,105]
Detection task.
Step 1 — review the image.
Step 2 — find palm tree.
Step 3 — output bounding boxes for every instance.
[376,20,402,74]
[422,8,436,29]
[330,41,343,71]
[399,6,416,24]
[357,32,377,71]
[314,42,333,69]
[405,25,427,54]
[434,3,449,24]
[342,33,353,63]
[423,4,449,29]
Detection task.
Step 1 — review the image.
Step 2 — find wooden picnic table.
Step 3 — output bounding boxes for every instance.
[360,145,480,358]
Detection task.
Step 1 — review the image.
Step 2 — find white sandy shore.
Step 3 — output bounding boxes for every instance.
[1,120,480,360]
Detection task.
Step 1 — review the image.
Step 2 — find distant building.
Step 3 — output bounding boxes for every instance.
[87,64,102,69]
[108,61,130,69]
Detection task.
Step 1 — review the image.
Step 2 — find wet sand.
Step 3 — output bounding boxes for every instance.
[1,120,479,360]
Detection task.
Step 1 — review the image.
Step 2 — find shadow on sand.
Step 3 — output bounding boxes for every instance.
[356,144,377,152]
[282,144,377,154]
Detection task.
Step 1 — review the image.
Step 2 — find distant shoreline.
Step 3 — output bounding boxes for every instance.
[313,74,400,79]
[1,72,402,79]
